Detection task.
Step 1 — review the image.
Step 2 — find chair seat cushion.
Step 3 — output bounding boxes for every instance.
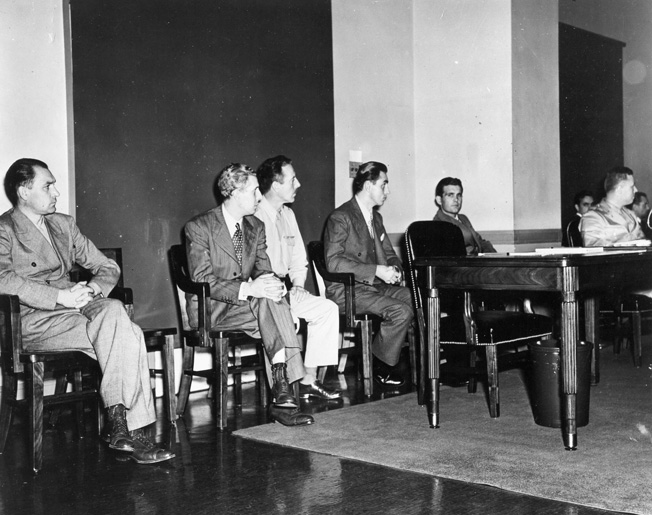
[440,311,552,346]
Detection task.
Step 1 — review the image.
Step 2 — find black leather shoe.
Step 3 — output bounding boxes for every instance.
[128,429,175,464]
[271,363,299,408]
[269,406,314,426]
[299,381,342,400]
[103,404,134,452]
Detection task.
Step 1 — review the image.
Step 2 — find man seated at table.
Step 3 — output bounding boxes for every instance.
[563,190,594,247]
[580,166,645,247]
[628,191,652,240]
[433,177,496,255]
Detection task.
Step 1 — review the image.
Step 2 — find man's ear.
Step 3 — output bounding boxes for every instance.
[17,185,29,203]
[435,195,442,208]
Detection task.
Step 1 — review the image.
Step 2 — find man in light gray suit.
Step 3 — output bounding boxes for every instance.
[324,161,413,387]
[184,163,314,426]
[0,158,174,464]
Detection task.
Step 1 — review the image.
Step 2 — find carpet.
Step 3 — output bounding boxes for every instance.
[234,352,652,514]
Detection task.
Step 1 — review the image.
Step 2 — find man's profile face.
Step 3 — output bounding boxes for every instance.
[233,175,262,216]
[616,175,637,207]
[633,195,650,219]
[20,166,59,216]
[274,164,301,204]
[436,185,463,216]
[367,171,389,207]
[574,195,594,215]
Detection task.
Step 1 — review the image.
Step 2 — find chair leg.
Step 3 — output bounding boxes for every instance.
[408,325,417,387]
[73,370,86,438]
[213,336,229,432]
[633,311,643,367]
[27,361,45,475]
[233,345,242,407]
[0,372,17,454]
[256,346,268,406]
[161,334,178,423]
[176,345,196,417]
[468,347,478,394]
[359,320,374,398]
[48,373,68,428]
[485,345,500,418]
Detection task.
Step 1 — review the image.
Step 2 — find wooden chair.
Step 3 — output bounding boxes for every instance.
[306,241,382,397]
[69,248,178,423]
[405,221,553,417]
[565,217,582,248]
[168,244,268,431]
[0,294,102,474]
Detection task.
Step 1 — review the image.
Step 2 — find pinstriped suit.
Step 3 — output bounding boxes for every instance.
[184,206,305,383]
[324,198,413,366]
[0,208,156,430]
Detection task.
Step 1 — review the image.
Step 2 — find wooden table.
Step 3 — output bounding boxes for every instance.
[414,248,652,450]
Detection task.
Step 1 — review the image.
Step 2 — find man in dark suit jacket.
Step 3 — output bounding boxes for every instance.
[184,163,314,426]
[0,158,174,464]
[433,177,496,255]
[324,161,414,386]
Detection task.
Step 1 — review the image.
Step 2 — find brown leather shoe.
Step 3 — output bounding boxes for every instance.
[269,406,314,426]
[103,404,133,452]
[270,363,298,408]
[128,429,175,464]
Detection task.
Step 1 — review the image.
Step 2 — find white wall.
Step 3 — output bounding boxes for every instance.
[331,0,416,234]
[414,0,514,233]
[0,0,73,215]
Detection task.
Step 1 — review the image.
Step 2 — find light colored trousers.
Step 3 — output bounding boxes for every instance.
[22,297,156,431]
[288,290,339,369]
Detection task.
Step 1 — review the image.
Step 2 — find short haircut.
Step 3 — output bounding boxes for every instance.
[214,163,256,200]
[604,166,634,194]
[633,191,648,204]
[435,177,463,197]
[352,161,388,194]
[573,190,594,206]
[256,155,292,195]
[4,158,49,206]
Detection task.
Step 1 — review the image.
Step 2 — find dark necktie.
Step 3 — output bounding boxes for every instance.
[233,222,243,263]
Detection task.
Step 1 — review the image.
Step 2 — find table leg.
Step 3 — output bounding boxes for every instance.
[561,272,579,450]
[425,267,440,429]
[584,296,600,384]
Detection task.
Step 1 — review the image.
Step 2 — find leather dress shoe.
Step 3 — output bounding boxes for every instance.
[269,406,314,426]
[103,404,134,452]
[128,429,176,464]
[299,381,342,400]
[373,369,405,387]
[271,363,299,408]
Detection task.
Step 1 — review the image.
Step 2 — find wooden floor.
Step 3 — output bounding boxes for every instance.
[0,349,620,515]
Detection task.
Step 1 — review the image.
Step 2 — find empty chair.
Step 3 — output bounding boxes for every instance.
[405,221,553,417]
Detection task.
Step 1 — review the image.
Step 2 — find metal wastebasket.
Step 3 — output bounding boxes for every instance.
[528,339,592,428]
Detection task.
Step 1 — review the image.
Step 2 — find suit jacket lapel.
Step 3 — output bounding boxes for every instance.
[372,211,387,265]
[241,216,257,274]
[11,210,62,269]
[213,207,239,264]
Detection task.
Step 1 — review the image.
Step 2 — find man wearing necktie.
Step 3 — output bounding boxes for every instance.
[254,155,341,401]
[433,177,496,255]
[0,158,174,464]
[184,163,314,426]
[324,161,413,386]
